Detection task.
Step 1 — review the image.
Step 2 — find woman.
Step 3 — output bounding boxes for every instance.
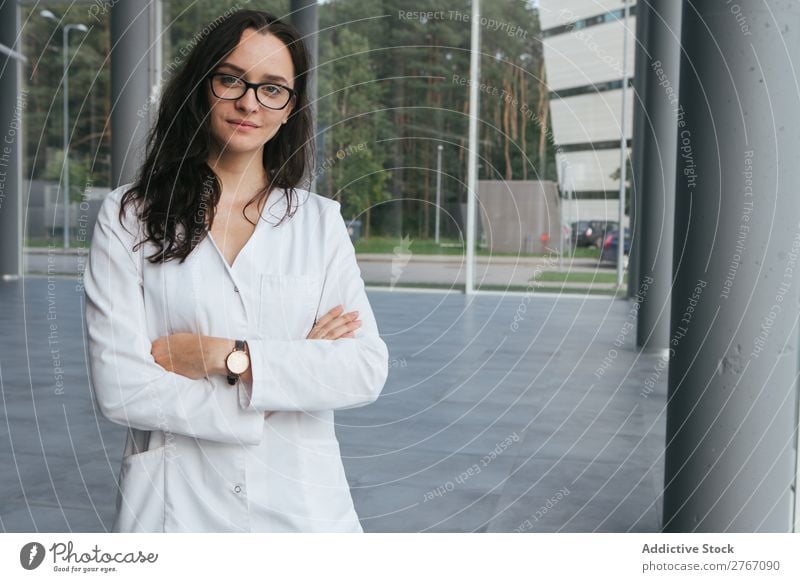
[83,9,388,532]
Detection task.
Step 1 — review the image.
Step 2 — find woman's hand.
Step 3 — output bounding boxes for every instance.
[306,304,361,340]
[151,332,225,379]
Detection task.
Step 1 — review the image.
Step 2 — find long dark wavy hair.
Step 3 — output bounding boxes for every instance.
[119,9,313,264]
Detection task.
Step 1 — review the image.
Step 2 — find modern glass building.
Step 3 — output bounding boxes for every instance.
[539,0,635,224]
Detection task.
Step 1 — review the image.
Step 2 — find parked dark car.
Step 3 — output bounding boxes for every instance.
[571,220,619,248]
[600,228,631,265]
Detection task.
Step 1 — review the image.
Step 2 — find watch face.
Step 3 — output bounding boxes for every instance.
[226,350,250,374]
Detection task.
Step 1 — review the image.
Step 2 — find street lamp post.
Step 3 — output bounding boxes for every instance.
[617,0,630,288]
[435,144,443,245]
[41,10,88,249]
[465,0,480,295]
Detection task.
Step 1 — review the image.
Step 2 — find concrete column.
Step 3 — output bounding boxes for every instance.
[0,2,23,279]
[635,2,681,351]
[110,1,159,187]
[291,0,319,182]
[627,2,650,299]
[291,0,325,190]
[290,0,318,106]
[664,1,800,532]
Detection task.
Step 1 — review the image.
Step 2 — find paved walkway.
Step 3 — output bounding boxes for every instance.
[0,277,666,532]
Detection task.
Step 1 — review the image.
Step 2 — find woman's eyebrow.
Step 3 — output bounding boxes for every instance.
[217,63,289,84]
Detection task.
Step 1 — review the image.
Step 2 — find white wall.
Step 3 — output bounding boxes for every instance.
[543,18,636,91]
[550,87,633,145]
[557,148,629,193]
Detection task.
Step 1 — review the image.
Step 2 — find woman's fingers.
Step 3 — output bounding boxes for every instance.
[306,305,361,340]
[313,304,344,330]
[306,305,344,339]
[325,316,361,339]
[318,310,355,335]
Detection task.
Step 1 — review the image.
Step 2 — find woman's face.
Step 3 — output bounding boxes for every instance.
[206,28,296,157]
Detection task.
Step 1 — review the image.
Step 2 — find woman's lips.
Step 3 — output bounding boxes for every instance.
[227,120,259,131]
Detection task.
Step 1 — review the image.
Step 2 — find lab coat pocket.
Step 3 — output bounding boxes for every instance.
[112,445,166,533]
[258,274,321,340]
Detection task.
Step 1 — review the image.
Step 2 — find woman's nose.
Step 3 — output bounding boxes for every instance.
[235,87,261,112]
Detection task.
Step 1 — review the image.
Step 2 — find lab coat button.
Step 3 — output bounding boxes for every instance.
[234,286,240,293]
[234,484,243,494]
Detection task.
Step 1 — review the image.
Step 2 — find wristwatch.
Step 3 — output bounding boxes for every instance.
[225,339,250,385]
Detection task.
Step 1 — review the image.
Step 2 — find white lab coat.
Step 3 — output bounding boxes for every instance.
[83,183,389,532]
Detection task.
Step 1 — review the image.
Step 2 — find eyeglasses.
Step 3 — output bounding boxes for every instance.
[207,73,296,110]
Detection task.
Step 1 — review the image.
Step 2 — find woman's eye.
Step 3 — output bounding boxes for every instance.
[221,75,242,86]
[259,84,282,96]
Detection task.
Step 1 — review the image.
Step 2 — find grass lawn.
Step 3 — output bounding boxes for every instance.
[353,236,601,260]
[26,239,62,248]
[26,240,90,251]
[535,271,627,284]
[354,237,465,255]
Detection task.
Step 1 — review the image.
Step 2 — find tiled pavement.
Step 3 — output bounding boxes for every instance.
[0,277,667,532]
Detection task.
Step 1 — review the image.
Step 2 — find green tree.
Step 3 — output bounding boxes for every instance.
[317,27,390,237]
[319,0,552,239]
[22,2,112,199]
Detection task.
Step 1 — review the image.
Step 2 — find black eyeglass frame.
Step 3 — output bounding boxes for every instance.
[206,73,297,111]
